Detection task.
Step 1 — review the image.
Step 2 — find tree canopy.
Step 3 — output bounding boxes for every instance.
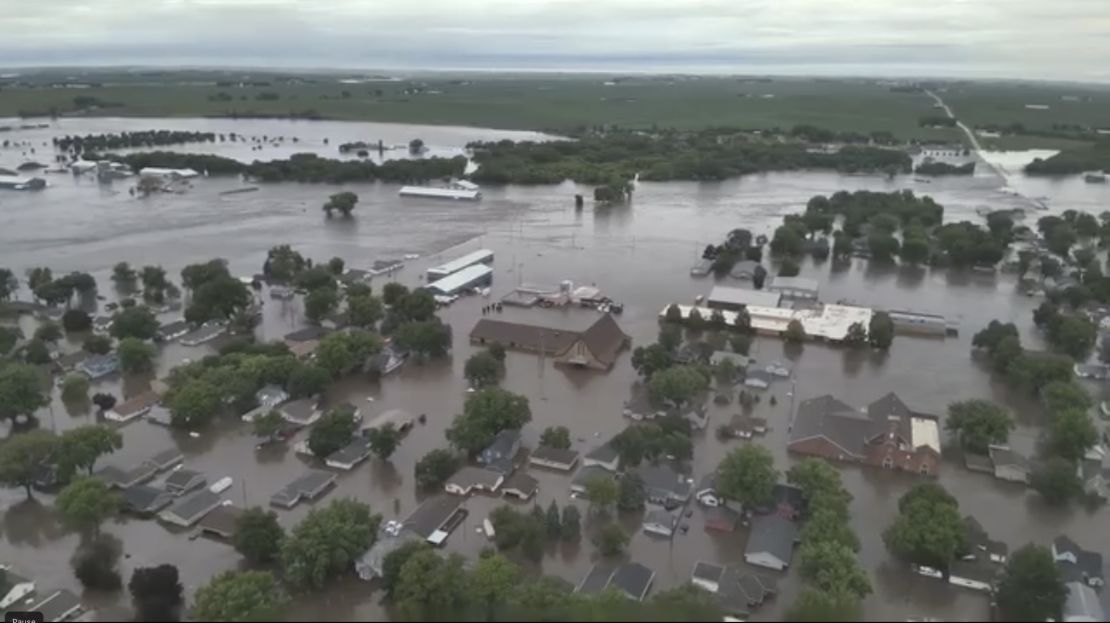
[415,449,461,490]
[192,570,288,622]
[234,507,285,565]
[883,483,966,570]
[308,408,358,458]
[539,425,571,450]
[56,476,118,534]
[129,564,184,622]
[0,429,57,497]
[716,445,778,507]
[945,400,1013,454]
[281,498,380,588]
[446,388,531,455]
[646,365,708,407]
[996,545,1067,622]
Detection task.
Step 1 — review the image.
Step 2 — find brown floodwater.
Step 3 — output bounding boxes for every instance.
[1,117,1110,621]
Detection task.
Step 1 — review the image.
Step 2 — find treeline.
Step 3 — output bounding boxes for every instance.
[467,130,911,185]
[54,131,217,153]
[1025,140,1110,176]
[87,151,468,183]
[914,161,974,176]
[918,115,957,128]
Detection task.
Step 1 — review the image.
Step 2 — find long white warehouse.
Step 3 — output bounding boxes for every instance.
[399,186,481,201]
[426,249,494,281]
[426,264,493,296]
[658,303,872,342]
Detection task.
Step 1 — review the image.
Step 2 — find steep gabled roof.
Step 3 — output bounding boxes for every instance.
[565,314,630,367]
[789,395,870,457]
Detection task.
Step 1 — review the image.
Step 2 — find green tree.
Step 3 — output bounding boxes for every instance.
[285,362,329,398]
[117,337,155,374]
[304,287,339,323]
[779,258,801,277]
[801,508,860,551]
[347,294,384,328]
[393,550,472,620]
[729,332,752,354]
[58,424,122,478]
[25,267,53,292]
[415,448,460,489]
[181,259,230,291]
[71,534,122,590]
[617,473,646,511]
[62,309,92,333]
[648,584,725,621]
[129,564,184,622]
[631,343,674,379]
[394,290,437,323]
[785,588,862,622]
[883,483,966,569]
[899,235,930,265]
[464,351,502,388]
[264,246,307,283]
[544,500,562,540]
[784,319,806,343]
[33,320,62,343]
[647,364,708,407]
[0,363,50,424]
[539,425,571,450]
[844,322,867,347]
[253,409,285,440]
[366,423,402,460]
[192,570,288,622]
[295,266,336,292]
[446,388,531,455]
[867,232,900,263]
[314,330,383,378]
[470,554,518,620]
[1049,409,1097,462]
[798,540,871,597]
[0,267,17,301]
[1050,316,1097,359]
[83,333,112,354]
[584,475,619,513]
[110,306,159,340]
[664,304,683,323]
[593,523,629,556]
[945,400,1014,454]
[168,379,222,429]
[308,408,358,458]
[323,191,359,217]
[233,507,285,564]
[996,545,1067,623]
[868,312,894,350]
[382,282,409,306]
[61,374,90,404]
[24,339,51,365]
[56,476,118,535]
[112,262,137,287]
[0,326,18,356]
[1042,381,1093,413]
[658,324,682,352]
[281,498,379,588]
[717,445,778,507]
[787,458,852,513]
[327,257,345,275]
[187,275,250,322]
[393,319,452,358]
[1031,457,1083,505]
[561,504,581,541]
[381,541,430,597]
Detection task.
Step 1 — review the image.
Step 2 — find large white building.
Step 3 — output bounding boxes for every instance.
[660,303,872,342]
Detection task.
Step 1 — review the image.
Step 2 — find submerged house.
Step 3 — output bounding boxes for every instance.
[469,314,630,371]
[788,393,941,476]
[744,514,797,571]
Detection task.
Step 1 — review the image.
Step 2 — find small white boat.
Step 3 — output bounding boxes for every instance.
[210,477,232,494]
[483,518,496,538]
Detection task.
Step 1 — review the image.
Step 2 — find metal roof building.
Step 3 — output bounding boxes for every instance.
[426,264,493,296]
[426,249,494,281]
[707,286,782,310]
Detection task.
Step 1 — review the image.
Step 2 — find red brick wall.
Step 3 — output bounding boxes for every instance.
[787,437,861,462]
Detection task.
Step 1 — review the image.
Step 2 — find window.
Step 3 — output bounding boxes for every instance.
[882,456,894,469]
[919,463,930,476]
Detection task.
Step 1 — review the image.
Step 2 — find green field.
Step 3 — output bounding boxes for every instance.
[0,72,961,140]
[941,82,1110,132]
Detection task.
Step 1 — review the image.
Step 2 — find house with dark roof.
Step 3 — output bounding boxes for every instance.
[554,314,631,370]
[0,565,36,609]
[164,469,206,496]
[105,390,160,423]
[988,445,1031,484]
[79,353,119,379]
[326,438,372,471]
[53,350,90,374]
[788,393,941,476]
[529,446,580,471]
[180,321,226,346]
[582,442,620,472]
[469,314,630,371]
[744,365,773,390]
[146,448,184,472]
[948,559,998,593]
[96,463,158,489]
[270,470,336,508]
[744,514,797,571]
[155,320,191,342]
[705,505,741,532]
[608,562,655,601]
[692,563,776,616]
[197,505,244,539]
[692,561,726,592]
[159,490,222,527]
[642,509,679,537]
[962,516,1008,564]
[632,464,692,508]
[404,495,464,543]
[480,429,521,468]
[445,466,504,496]
[756,484,807,520]
[728,414,768,439]
[29,588,83,623]
[1064,581,1105,622]
[280,397,322,426]
[576,563,618,595]
[122,484,174,514]
[571,465,616,495]
[502,472,539,500]
[1053,535,1105,588]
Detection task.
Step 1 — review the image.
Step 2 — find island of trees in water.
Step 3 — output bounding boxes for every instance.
[1025,139,1110,175]
[54,130,218,153]
[913,161,975,176]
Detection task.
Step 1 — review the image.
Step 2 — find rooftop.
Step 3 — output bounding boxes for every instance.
[30,589,82,623]
[661,303,872,342]
[404,494,463,538]
[707,285,782,308]
[427,249,493,277]
[446,466,503,491]
[608,562,655,601]
[503,472,539,497]
[529,445,580,467]
[426,264,493,295]
[767,275,820,293]
[693,561,725,584]
[121,485,173,513]
[163,489,221,524]
[746,514,797,565]
[197,505,244,538]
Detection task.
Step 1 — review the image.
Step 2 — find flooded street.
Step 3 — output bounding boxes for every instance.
[2,117,1110,620]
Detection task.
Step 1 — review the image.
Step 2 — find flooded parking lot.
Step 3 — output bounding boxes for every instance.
[2,118,1110,620]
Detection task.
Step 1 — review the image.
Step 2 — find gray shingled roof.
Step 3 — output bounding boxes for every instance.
[530,446,580,467]
[745,514,797,566]
[608,562,655,601]
[404,495,462,538]
[789,394,870,457]
[163,490,221,524]
[633,463,692,501]
[122,485,173,513]
[164,469,206,494]
[693,561,724,584]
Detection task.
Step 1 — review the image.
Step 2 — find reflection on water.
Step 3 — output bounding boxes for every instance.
[1,118,1110,621]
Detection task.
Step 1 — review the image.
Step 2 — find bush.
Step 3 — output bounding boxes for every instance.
[62,309,93,333]
[71,534,122,590]
[61,374,90,403]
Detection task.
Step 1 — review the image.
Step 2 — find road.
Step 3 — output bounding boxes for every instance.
[926,89,1005,179]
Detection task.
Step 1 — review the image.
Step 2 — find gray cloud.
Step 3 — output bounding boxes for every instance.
[0,0,1107,80]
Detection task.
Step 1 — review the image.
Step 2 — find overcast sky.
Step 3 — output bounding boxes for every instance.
[2,0,1108,81]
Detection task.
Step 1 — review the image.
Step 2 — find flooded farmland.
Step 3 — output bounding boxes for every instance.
[2,117,1110,620]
